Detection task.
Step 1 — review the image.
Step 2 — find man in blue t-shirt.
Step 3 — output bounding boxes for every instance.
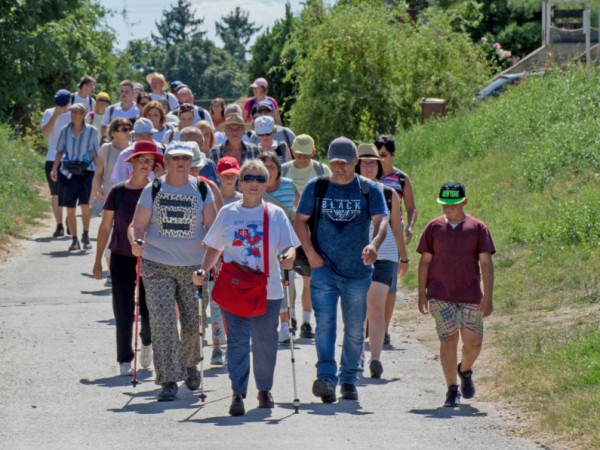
[295,136,388,403]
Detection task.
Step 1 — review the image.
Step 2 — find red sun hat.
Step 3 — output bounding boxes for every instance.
[124,140,164,165]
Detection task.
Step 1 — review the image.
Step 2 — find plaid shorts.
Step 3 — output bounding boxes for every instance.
[429,299,484,340]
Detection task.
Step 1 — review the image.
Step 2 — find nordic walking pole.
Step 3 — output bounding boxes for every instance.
[283,267,300,413]
[131,239,143,387]
[195,269,207,403]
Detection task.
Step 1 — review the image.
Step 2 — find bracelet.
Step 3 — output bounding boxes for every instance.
[400,259,409,264]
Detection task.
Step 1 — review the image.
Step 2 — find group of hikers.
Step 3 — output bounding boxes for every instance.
[41,73,495,415]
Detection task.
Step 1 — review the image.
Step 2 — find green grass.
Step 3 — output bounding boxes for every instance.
[0,124,48,240]
[394,65,600,447]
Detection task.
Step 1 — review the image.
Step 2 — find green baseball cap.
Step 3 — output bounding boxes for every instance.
[437,181,467,205]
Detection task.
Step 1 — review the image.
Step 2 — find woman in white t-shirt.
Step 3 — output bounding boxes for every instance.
[193,160,299,417]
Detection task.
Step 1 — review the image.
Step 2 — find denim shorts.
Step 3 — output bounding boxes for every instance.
[429,299,484,340]
[371,259,396,287]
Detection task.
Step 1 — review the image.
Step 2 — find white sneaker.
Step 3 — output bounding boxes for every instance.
[119,362,133,376]
[278,327,290,344]
[140,344,153,369]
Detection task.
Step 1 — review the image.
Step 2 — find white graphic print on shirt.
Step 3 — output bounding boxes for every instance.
[321,197,363,222]
[155,192,198,238]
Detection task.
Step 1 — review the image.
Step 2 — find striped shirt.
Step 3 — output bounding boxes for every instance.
[56,123,99,178]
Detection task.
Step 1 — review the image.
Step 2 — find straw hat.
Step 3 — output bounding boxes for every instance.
[145,72,168,90]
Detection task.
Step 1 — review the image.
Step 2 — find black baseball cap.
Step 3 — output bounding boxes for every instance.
[437,181,467,205]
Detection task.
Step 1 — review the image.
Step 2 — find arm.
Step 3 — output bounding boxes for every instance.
[192,246,223,286]
[92,210,114,279]
[402,176,418,244]
[50,152,63,182]
[279,246,296,270]
[41,107,67,135]
[202,199,217,231]
[128,205,152,257]
[479,252,494,317]
[292,185,300,208]
[293,212,324,269]
[418,252,433,314]
[90,153,105,206]
[362,213,387,265]
[207,180,223,212]
[389,191,409,276]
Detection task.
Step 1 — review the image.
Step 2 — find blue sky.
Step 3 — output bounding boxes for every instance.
[98,0,327,49]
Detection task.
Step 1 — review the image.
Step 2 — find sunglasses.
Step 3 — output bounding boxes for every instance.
[257,132,272,137]
[98,99,110,103]
[117,127,132,132]
[257,108,271,114]
[242,174,267,183]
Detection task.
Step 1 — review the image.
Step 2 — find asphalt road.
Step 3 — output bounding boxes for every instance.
[0,215,542,449]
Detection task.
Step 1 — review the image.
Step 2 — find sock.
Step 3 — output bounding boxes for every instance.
[291,308,296,320]
[303,311,312,324]
[280,322,289,333]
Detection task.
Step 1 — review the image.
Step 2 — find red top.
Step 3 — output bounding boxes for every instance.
[416,215,496,304]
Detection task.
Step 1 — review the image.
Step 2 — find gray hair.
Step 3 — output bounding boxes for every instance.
[224,103,242,116]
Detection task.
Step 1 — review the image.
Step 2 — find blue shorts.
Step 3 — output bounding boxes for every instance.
[371,260,396,287]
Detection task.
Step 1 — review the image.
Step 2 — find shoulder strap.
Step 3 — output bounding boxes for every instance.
[196,178,208,201]
[314,176,330,199]
[113,181,127,212]
[276,142,286,159]
[358,176,371,211]
[263,202,269,275]
[108,105,115,121]
[281,163,290,178]
[312,160,325,176]
[397,170,407,188]
[383,185,393,212]
[151,178,162,203]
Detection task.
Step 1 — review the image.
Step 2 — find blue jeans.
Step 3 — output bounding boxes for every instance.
[311,264,370,385]
[222,299,282,396]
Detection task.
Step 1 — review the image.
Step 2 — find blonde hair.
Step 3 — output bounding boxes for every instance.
[195,120,215,148]
[142,101,166,127]
[239,159,269,181]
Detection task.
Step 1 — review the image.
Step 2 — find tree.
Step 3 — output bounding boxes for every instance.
[216,7,261,65]
[152,0,205,49]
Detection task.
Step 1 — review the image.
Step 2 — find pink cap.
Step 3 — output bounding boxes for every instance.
[250,77,268,89]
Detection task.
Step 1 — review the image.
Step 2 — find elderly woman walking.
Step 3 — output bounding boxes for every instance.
[193,159,299,416]
[129,141,217,401]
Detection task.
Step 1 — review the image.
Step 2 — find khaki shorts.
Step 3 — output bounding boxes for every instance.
[429,299,484,341]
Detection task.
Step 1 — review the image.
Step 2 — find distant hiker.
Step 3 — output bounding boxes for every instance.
[417,181,495,407]
[42,89,72,238]
[179,126,219,184]
[243,77,282,125]
[375,134,418,347]
[72,75,96,114]
[146,72,179,112]
[50,103,99,252]
[101,80,140,140]
[209,97,226,129]
[208,113,260,166]
[129,141,217,402]
[294,137,388,403]
[93,141,163,376]
[176,87,214,129]
[92,92,110,140]
[249,100,295,149]
[254,116,293,163]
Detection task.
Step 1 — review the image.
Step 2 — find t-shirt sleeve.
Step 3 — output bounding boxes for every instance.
[416,222,435,254]
[101,108,111,126]
[202,208,227,251]
[90,128,100,155]
[168,94,179,110]
[323,164,332,176]
[368,182,387,217]
[104,186,117,211]
[274,206,300,251]
[56,127,68,154]
[477,223,496,255]
[138,183,154,209]
[243,97,253,114]
[296,179,317,216]
[41,109,52,127]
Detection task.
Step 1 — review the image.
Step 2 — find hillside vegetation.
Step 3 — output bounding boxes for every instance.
[396,66,600,447]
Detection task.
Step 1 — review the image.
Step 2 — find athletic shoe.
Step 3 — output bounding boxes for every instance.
[369,359,383,378]
[257,391,274,408]
[104,276,112,287]
[340,383,358,400]
[300,322,315,339]
[383,333,391,345]
[211,348,224,366]
[457,362,476,399]
[444,385,461,407]
[119,362,133,376]
[157,382,178,401]
[229,395,245,416]
[185,366,200,391]
[81,232,92,250]
[68,239,81,252]
[279,327,290,344]
[140,344,153,369]
[52,224,64,238]
[312,379,336,403]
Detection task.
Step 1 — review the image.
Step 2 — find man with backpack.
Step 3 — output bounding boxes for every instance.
[294,137,388,403]
[175,87,214,129]
[101,80,140,140]
[249,100,295,149]
[72,75,96,115]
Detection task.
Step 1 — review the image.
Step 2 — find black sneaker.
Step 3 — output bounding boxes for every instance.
[300,322,315,339]
[457,362,476,399]
[369,360,383,379]
[257,391,274,408]
[81,232,92,250]
[444,385,461,407]
[312,379,336,403]
[52,224,64,238]
[383,333,391,345]
[291,317,298,336]
[185,366,200,391]
[157,382,178,402]
[340,383,358,400]
[68,239,81,252]
[229,395,245,416]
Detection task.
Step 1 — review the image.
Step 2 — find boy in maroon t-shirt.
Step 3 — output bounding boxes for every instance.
[416,181,495,407]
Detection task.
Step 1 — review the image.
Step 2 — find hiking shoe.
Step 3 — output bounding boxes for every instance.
[119,362,133,376]
[383,333,391,345]
[340,383,358,400]
[369,360,383,379]
[81,232,92,250]
[458,362,476,399]
[140,344,153,369]
[229,395,245,416]
[300,322,315,339]
[157,382,178,401]
[444,385,461,407]
[185,366,200,391]
[52,224,64,238]
[257,391,275,408]
[312,379,336,403]
[104,276,112,287]
[279,326,290,344]
[211,348,224,366]
[68,239,81,252]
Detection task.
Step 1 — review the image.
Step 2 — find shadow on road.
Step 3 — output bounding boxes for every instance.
[409,404,488,419]
[96,318,116,326]
[279,400,374,417]
[108,389,202,415]
[358,376,402,386]
[79,370,153,388]
[81,289,111,296]
[42,251,90,258]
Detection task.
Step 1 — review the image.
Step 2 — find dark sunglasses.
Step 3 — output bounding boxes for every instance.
[257,108,271,114]
[117,127,132,132]
[242,174,267,183]
[98,99,110,103]
[257,132,272,137]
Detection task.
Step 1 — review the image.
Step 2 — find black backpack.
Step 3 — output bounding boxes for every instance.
[112,178,207,212]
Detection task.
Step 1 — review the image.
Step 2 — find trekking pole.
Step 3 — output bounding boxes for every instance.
[195,270,207,403]
[283,268,300,413]
[131,240,143,387]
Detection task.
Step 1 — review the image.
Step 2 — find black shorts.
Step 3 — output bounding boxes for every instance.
[57,171,94,208]
[371,259,396,287]
[44,161,58,196]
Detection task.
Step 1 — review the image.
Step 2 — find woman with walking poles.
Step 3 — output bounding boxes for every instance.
[192,159,299,416]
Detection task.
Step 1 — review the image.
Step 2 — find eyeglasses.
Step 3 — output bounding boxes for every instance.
[135,156,156,166]
[178,104,195,113]
[257,132,272,137]
[98,99,110,103]
[242,174,267,183]
[117,127,132,132]
[257,108,271,114]
[360,160,379,167]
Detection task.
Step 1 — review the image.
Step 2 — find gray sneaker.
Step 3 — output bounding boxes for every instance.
[157,382,178,401]
[185,366,200,390]
[211,348,224,366]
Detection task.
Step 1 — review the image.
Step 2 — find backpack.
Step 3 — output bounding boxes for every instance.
[70,93,94,112]
[112,178,207,212]
[282,159,326,178]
